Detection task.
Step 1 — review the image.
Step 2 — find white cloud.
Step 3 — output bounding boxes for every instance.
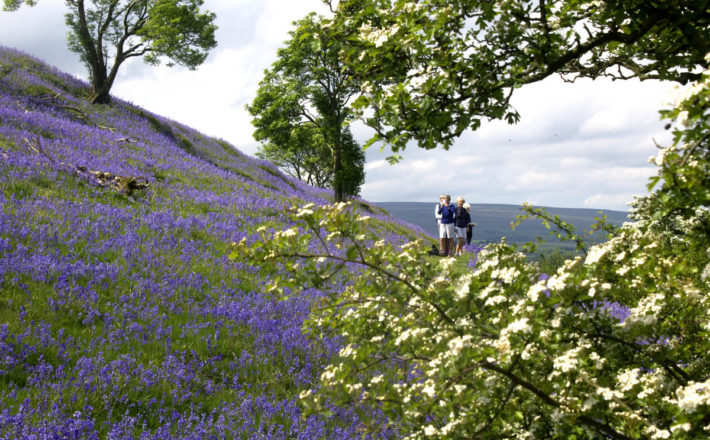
[409,159,438,173]
[583,194,637,210]
[365,160,388,172]
[579,107,633,137]
[506,171,567,191]
[252,0,329,46]
[0,2,84,76]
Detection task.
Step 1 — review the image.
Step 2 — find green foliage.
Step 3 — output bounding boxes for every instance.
[255,127,333,188]
[1,0,37,10]
[247,13,364,201]
[321,0,710,153]
[530,248,577,275]
[139,0,217,68]
[4,0,217,104]
[234,70,710,438]
[651,60,710,219]
[336,129,366,198]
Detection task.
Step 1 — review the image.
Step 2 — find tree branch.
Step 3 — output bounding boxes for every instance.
[480,360,634,440]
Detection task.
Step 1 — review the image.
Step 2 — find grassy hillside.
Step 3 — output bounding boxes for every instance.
[376,202,628,251]
[0,46,431,438]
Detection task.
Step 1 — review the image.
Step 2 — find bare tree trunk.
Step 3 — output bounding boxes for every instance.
[333,147,343,202]
[89,73,112,104]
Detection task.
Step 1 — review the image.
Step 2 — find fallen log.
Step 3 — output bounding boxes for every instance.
[62,163,150,196]
[21,135,149,197]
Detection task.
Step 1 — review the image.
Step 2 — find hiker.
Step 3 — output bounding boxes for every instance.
[454,196,471,256]
[464,202,474,245]
[437,194,455,256]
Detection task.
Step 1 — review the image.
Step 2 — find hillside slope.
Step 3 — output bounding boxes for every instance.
[0,46,423,438]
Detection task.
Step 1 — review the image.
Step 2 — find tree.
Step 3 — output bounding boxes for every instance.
[322,0,710,157]
[247,13,365,202]
[255,124,365,196]
[255,126,333,188]
[3,0,217,104]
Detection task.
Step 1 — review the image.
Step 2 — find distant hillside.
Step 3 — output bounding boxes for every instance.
[375,202,629,250]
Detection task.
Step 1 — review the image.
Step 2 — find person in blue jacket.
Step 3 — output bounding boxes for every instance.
[437,194,455,256]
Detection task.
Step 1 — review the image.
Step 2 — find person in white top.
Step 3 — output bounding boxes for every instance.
[434,194,446,226]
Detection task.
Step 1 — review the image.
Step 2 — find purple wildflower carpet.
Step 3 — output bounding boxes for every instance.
[0,46,430,439]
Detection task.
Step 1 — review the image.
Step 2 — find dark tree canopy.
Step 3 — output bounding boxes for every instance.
[255,127,333,189]
[338,129,366,198]
[248,13,365,201]
[3,0,217,104]
[323,0,710,156]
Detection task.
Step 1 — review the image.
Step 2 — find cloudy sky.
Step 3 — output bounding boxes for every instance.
[0,0,678,211]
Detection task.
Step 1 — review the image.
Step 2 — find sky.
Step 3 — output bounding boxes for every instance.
[0,0,680,211]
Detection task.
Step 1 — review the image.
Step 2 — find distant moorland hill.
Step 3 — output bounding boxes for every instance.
[376,202,629,251]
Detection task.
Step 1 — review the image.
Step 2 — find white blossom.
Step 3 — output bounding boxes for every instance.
[650,147,671,166]
[552,348,579,374]
[598,387,623,401]
[394,328,427,346]
[646,426,671,439]
[527,281,546,301]
[447,335,473,355]
[485,295,507,306]
[295,208,313,218]
[423,425,438,436]
[589,351,605,369]
[345,383,363,394]
[616,265,630,276]
[624,293,665,326]
[671,423,692,433]
[585,242,610,264]
[616,368,640,392]
[339,344,356,358]
[494,335,511,354]
[668,380,710,413]
[454,273,473,299]
[546,272,570,291]
[505,317,530,334]
[491,267,520,283]
[421,380,437,398]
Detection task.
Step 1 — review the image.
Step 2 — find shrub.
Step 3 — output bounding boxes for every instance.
[233,57,710,439]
